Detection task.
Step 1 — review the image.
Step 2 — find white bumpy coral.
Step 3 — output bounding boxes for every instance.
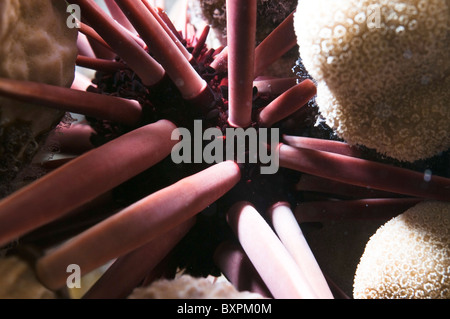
[128,274,265,299]
[0,0,78,195]
[0,256,56,299]
[294,0,450,162]
[0,0,78,132]
[353,201,450,299]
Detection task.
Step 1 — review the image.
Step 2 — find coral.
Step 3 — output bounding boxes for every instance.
[128,274,265,299]
[0,0,78,196]
[353,201,450,299]
[0,255,56,299]
[294,0,450,162]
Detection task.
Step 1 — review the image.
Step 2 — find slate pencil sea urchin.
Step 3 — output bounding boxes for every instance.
[0,0,449,299]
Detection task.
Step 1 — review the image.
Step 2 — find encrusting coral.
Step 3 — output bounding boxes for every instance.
[0,0,78,196]
[0,255,56,299]
[294,0,450,162]
[353,201,450,299]
[128,274,265,299]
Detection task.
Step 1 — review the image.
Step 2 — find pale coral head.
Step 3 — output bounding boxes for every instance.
[294,0,450,162]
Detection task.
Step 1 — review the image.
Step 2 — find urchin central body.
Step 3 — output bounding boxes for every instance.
[86,48,303,276]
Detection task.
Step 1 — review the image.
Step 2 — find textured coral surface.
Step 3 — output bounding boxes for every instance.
[353,201,450,299]
[128,274,264,299]
[0,0,78,196]
[295,0,450,162]
[0,255,56,299]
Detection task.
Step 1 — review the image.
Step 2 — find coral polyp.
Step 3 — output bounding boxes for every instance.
[0,0,78,196]
[354,201,450,299]
[294,0,450,162]
[0,0,449,299]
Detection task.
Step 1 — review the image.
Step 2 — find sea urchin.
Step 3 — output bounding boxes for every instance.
[0,0,449,299]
